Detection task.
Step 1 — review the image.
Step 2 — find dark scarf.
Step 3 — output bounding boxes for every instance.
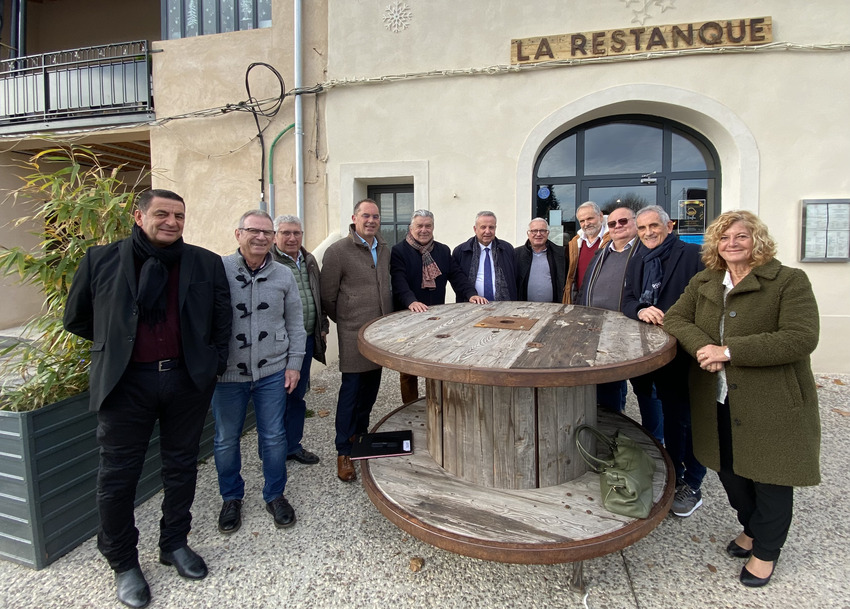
[639,233,677,306]
[405,232,441,289]
[131,223,184,326]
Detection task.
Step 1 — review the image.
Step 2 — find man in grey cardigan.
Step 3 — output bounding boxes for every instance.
[213,210,306,534]
[321,199,393,482]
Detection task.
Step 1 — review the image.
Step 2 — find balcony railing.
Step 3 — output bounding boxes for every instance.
[0,41,154,132]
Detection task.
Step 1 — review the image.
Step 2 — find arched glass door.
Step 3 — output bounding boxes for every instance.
[533,116,720,244]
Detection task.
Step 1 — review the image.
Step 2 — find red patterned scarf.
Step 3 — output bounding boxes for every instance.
[405,232,442,289]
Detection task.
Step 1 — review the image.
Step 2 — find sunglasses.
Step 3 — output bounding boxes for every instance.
[607,217,631,229]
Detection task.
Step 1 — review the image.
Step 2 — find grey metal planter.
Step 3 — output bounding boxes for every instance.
[0,392,248,569]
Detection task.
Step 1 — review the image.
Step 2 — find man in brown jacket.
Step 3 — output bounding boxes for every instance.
[563,201,610,303]
[320,199,393,481]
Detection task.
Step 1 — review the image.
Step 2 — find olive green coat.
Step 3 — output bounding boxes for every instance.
[665,259,821,487]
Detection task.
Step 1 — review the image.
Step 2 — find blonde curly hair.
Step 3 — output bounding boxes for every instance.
[701,210,777,271]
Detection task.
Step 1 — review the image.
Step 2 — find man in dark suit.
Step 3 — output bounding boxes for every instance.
[64,189,231,609]
[622,205,706,519]
[452,210,517,301]
[390,209,487,402]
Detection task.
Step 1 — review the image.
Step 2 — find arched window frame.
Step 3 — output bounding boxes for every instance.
[532,114,721,241]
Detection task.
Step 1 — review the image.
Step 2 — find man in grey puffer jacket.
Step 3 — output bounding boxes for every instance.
[212,210,306,535]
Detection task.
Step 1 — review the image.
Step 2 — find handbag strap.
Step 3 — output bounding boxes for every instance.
[574,424,616,473]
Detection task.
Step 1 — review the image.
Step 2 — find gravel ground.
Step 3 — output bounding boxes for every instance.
[1,362,848,609]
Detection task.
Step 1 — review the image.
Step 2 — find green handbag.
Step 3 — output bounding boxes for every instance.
[575,424,657,519]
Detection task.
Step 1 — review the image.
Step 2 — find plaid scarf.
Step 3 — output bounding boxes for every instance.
[405,232,441,289]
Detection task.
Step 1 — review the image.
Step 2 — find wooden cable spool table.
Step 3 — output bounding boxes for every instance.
[357,301,677,591]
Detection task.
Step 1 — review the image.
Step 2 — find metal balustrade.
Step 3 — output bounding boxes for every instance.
[0,41,154,132]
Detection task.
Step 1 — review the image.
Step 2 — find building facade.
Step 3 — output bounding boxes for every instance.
[323,1,849,373]
[0,0,847,371]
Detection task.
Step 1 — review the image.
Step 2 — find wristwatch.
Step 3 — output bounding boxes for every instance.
[723,347,730,360]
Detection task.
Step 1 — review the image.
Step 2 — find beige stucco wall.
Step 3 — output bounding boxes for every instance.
[150,0,329,256]
[324,1,850,372]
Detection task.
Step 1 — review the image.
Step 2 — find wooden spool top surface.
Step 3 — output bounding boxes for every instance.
[359,302,676,387]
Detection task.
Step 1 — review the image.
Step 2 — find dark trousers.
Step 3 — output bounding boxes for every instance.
[717,399,793,562]
[634,353,706,490]
[596,380,626,413]
[399,372,420,404]
[285,335,315,455]
[96,365,213,572]
[335,369,382,455]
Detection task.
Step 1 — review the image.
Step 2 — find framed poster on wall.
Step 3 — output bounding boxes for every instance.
[801,199,850,262]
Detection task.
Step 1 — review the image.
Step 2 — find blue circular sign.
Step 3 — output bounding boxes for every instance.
[537,186,551,199]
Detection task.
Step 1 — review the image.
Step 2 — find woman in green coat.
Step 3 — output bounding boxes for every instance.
[665,210,820,589]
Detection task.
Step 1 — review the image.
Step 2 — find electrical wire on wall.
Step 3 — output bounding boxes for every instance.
[5,39,847,147]
[230,62,286,208]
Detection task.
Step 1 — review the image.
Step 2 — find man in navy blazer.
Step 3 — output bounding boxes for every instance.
[391,209,487,402]
[64,189,231,609]
[623,205,706,519]
[451,210,517,302]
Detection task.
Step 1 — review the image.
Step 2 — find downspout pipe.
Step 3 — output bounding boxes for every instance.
[294,0,305,223]
[268,123,295,219]
[9,0,25,59]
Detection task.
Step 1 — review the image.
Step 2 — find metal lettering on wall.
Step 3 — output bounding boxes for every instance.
[511,17,772,64]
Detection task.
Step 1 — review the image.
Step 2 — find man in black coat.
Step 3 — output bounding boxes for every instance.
[451,210,517,302]
[515,217,566,302]
[391,209,487,402]
[622,205,706,519]
[64,189,231,608]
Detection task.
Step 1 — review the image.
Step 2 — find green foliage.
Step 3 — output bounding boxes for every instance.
[0,146,139,411]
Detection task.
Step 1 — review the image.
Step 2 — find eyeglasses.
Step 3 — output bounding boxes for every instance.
[239,227,275,238]
[528,229,549,234]
[607,217,631,229]
[277,230,303,238]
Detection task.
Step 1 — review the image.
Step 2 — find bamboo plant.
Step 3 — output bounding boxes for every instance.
[0,146,139,411]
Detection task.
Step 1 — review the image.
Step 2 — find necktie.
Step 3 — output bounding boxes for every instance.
[483,247,495,301]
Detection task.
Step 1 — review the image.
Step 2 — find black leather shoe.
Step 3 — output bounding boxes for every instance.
[287,447,320,465]
[266,495,296,528]
[115,567,151,609]
[740,562,774,587]
[218,499,243,534]
[726,539,753,559]
[159,545,208,580]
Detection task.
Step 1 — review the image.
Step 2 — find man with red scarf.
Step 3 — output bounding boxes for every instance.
[390,209,488,403]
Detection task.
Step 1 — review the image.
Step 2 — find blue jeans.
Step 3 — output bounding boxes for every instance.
[285,336,314,455]
[629,376,664,443]
[335,369,382,455]
[212,368,288,504]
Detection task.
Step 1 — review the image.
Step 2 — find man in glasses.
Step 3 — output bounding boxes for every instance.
[563,201,610,304]
[576,207,660,423]
[515,218,566,302]
[212,210,306,535]
[272,215,328,466]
